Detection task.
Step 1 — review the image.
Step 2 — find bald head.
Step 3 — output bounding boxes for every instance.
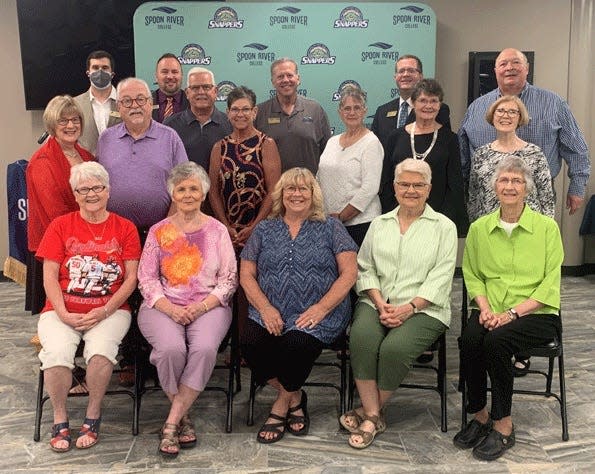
[494,48,529,95]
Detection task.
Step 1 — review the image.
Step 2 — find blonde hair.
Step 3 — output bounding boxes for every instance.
[485,95,529,127]
[269,168,325,221]
[43,95,84,137]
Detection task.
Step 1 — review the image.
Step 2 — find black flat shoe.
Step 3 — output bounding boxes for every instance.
[416,351,434,364]
[286,390,309,436]
[453,418,493,449]
[472,427,515,461]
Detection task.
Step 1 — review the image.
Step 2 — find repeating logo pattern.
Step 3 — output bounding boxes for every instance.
[208,7,244,29]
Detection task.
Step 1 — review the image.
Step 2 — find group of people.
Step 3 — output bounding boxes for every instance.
[24,46,588,462]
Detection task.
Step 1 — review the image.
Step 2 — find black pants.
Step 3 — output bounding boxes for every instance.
[241,318,323,392]
[460,309,560,420]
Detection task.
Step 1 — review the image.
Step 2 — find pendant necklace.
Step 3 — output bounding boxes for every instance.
[84,216,108,241]
[410,123,438,160]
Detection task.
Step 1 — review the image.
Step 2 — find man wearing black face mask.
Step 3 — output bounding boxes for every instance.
[74,50,122,154]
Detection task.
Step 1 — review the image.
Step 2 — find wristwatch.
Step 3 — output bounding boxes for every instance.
[507,308,519,321]
[409,301,418,313]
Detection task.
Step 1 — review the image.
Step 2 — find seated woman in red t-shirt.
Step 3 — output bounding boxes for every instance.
[36,162,141,453]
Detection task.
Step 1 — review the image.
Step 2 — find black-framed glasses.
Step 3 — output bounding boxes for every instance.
[495,108,520,117]
[119,96,150,108]
[75,185,106,195]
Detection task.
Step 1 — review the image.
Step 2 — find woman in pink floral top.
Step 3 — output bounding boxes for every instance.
[137,162,237,458]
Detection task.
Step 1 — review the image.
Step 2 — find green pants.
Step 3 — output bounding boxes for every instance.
[350,302,447,391]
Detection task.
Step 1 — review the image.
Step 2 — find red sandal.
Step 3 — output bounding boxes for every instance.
[50,421,71,453]
[75,417,101,449]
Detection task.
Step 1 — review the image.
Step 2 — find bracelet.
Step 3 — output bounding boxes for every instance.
[409,301,418,313]
[201,301,209,313]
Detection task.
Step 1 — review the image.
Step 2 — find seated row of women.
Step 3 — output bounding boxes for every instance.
[37,153,562,464]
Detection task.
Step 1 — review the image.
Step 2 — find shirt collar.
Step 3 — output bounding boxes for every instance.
[89,85,117,103]
[497,82,530,99]
[379,204,438,222]
[117,119,156,140]
[486,204,535,234]
[272,94,305,114]
[157,89,181,105]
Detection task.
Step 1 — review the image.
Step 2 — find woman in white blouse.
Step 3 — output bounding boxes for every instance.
[316,86,383,247]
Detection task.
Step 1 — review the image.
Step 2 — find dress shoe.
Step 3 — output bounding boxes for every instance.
[453,418,493,449]
[472,427,515,461]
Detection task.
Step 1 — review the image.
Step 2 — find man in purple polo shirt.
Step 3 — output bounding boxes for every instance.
[97,77,188,232]
[96,77,188,385]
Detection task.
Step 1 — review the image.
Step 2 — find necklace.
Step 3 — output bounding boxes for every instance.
[409,123,438,160]
[84,216,108,241]
[340,127,366,151]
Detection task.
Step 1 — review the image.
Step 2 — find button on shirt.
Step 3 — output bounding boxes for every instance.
[90,86,117,135]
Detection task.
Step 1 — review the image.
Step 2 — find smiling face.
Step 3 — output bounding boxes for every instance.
[339,96,366,129]
[186,72,218,113]
[55,113,82,147]
[271,61,300,100]
[494,49,529,94]
[74,177,110,216]
[227,97,256,132]
[394,57,423,98]
[117,80,153,131]
[171,177,204,214]
[495,171,528,207]
[282,178,312,218]
[412,92,440,122]
[394,170,431,212]
[492,100,521,133]
[155,57,182,95]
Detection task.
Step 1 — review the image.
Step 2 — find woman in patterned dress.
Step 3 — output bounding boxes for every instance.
[137,162,238,458]
[209,86,281,251]
[467,95,554,222]
[240,168,358,444]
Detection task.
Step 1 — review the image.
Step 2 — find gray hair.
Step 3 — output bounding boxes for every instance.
[116,77,151,100]
[69,162,110,192]
[490,156,535,194]
[187,67,215,86]
[339,85,367,108]
[270,58,298,77]
[167,162,210,196]
[394,158,432,184]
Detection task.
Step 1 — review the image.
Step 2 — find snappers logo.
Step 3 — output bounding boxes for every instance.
[236,44,276,65]
[333,6,369,28]
[178,44,211,65]
[208,7,244,29]
[332,80,362,101]
[270,6,308,29]
[144,6,185,30]
[301,44,336,65]
[393,5,432,29]
[216,81,237,102]
[361,42,399,65]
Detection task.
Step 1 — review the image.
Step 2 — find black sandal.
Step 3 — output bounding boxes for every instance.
[513,358,531,377]
[256,412,286,444]
[286,390,310,436]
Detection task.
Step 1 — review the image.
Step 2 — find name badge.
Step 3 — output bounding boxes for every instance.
[152,105,160,110]
[268,117,281,124]
[386,110,397,117]
[109,111,121,118]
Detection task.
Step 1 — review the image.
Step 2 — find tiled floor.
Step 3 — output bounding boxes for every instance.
[1,276,594,473]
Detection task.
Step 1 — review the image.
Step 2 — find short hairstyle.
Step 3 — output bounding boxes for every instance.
[411,78,444,102]
[485,95,530,127]
[338,85,367,108]
[394,158,432,184]
[167,161,210,197]
[396,54,423,73]
[270,58,299,77]
[490,155,535,194]
[187,67,216,85]
[69,161,110,192]
[116,77,152,100]
[226,86,257,108]
[155,52,181,69]
[86,50,114,71]
[43,95,85,137]
[270,168,325,221]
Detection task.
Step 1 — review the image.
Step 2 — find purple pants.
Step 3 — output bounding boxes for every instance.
[138,304,232,394]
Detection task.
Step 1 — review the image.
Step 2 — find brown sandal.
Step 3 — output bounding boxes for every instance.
[340,409,387,434]
[159,423,180,458]
[178,414,197,449]
[348,414,381,449]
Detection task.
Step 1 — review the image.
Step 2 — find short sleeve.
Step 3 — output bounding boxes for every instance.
[240,221,264,261]
[329,217,358,254]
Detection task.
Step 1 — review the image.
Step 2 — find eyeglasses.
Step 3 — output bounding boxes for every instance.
[395,182,428,191]
[340,105,365,113]
[496,177,525,186]
[396,67,421,75]
[118,96,150,108]
[75,185,106,195]
[57,117,81,126]
[187,84,215,92]
[284,185,311,194]
[229,107,254,115]
[495,108,520,117]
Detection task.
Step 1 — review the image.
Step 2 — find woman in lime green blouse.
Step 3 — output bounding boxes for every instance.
[454,155,563,462]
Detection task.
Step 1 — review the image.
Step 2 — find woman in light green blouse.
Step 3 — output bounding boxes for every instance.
[340,158,458,449]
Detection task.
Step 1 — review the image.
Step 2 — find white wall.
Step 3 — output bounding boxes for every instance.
[2,0,593,268]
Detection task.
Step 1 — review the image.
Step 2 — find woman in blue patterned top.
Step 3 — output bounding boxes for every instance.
[240,167,358,444]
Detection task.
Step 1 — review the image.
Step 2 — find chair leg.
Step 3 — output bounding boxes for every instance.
[247,372,257,426]
[347,366,354,411]
[132,357,140,436]
[546,356,555,394]
[339,348,347,415]
[558,351,569,441]
[33,367,44,442]
[225,358,235,433]
[438,335,447,432]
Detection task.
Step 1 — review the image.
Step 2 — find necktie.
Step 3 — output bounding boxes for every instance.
[397,101,409,128]
[163,97,174,120]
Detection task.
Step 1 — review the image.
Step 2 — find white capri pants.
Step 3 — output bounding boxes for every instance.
[37,309,131,370]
